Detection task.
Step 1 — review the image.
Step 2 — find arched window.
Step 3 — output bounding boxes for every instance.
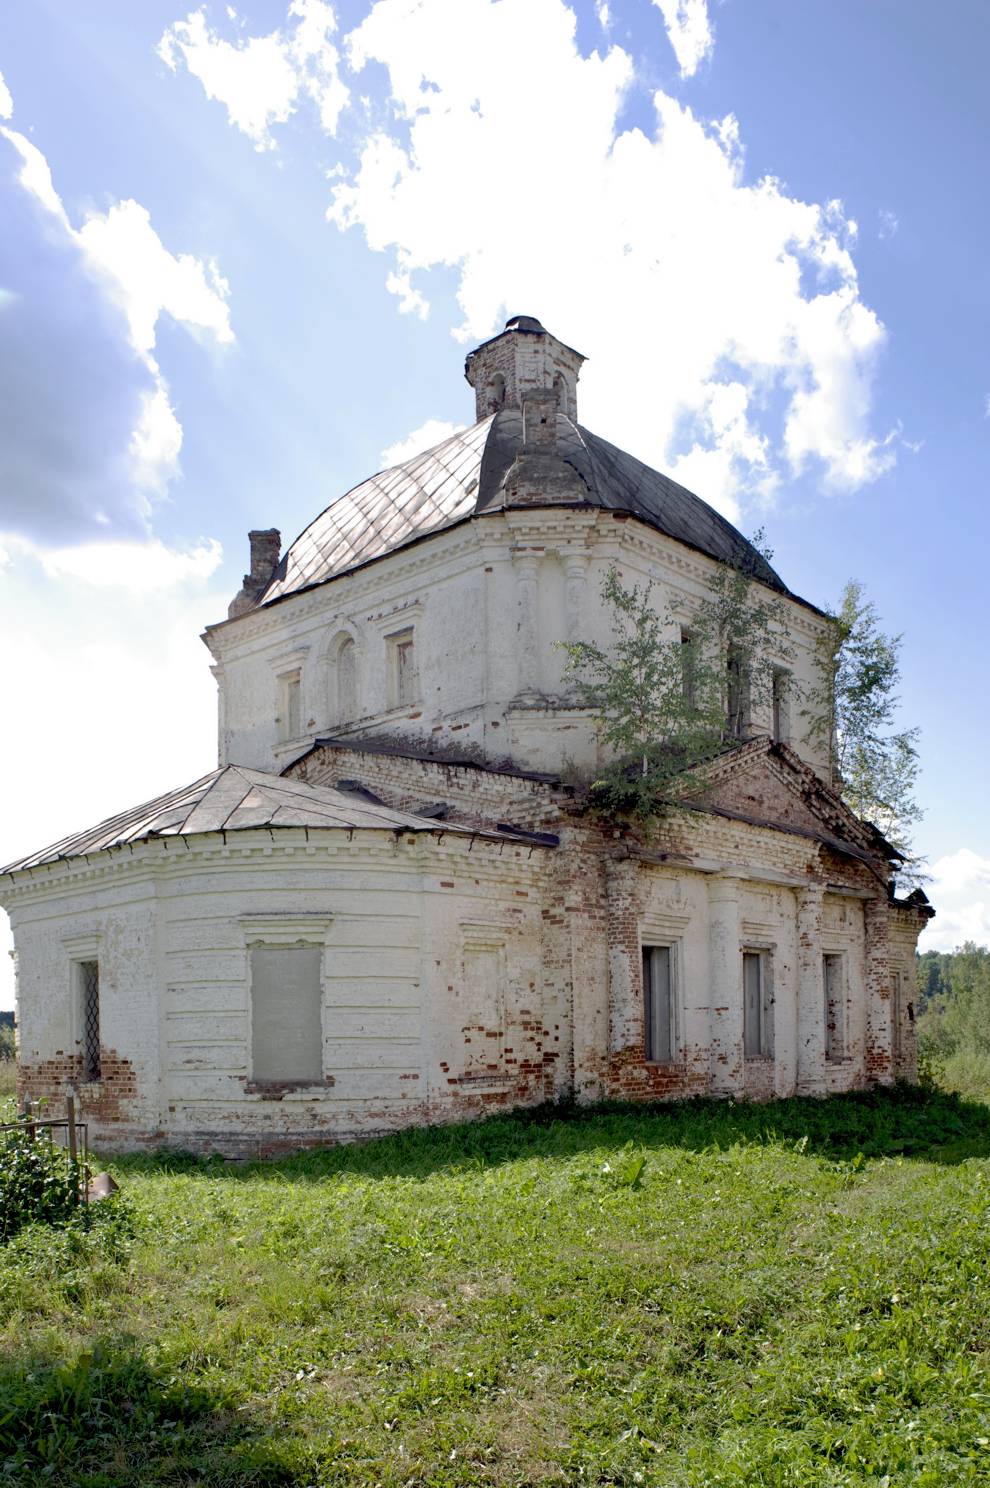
[489,372,506,413]
[553,372,569,417]
[332,636,357,725]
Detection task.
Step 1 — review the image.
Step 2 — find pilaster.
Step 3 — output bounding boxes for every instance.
[512,554,541,700]
[795,883,826,1094]
[864,895,894,1086]
[708,875,742,1092]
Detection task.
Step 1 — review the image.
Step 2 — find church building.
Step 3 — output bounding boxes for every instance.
[2,317,933,1153]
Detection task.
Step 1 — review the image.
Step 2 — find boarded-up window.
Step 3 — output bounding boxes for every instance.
[387,628,416,708]
[336,638,357,722]
[77,960,101,1082]
[279,670,301,741]
[461,942,505,1076]
[824,953,845,1060]
[743,950,773,1059]
[250,945,323,1084]
[643,944,675,1063]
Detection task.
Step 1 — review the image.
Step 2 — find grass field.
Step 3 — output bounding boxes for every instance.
[2,1087,989,1487]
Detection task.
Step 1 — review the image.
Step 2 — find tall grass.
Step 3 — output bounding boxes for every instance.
[2,1086,989,1486]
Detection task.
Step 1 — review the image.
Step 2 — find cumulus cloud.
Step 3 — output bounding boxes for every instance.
[380,419,464,467]
[0,69,12,120]
[653,0,714,78]
[320,0,895,518]
[0,120,232,546]
[921,849,990,953]
[158,0,348,150]
[160,0,896,515]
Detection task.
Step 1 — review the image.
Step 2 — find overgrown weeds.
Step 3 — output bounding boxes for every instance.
[2,1088,988,1486]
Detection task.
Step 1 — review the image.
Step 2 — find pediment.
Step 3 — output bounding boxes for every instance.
[691,739,891,862]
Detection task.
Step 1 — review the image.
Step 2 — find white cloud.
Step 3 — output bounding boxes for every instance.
[380,418,463,466]
[878,208,899,239]
[653,0,714,78]
[921,849,990,952]
[0,69,12,120]
[1,121,232,530]
[77,200,233,354]
[1,534,224,590]
[158,0,348,151]
[318,0,895,517]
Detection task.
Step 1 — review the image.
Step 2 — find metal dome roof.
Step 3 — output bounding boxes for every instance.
[259,409,790,606]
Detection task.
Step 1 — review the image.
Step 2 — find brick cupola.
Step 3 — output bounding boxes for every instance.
[464,315,586,423]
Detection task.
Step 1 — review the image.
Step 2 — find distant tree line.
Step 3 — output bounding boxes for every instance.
[917,943,990,1100]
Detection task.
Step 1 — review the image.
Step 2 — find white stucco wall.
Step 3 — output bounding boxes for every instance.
[205,510,832,781]
[5,827,551,1153]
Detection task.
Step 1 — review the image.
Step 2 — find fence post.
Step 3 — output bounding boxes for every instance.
[66,1089,77,1178]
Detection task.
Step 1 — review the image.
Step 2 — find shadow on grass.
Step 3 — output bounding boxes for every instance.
[112,1085,990,1186]
[0,1336,302,1488]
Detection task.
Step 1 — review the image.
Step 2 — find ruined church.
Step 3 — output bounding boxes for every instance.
[3,317,933,1153]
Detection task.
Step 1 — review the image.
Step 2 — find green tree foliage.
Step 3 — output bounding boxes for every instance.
[918,943,990,1058]
[916,943,990,1101]
[0,1124,83,1242]
[558,535,791,825]
[807,581,921,864]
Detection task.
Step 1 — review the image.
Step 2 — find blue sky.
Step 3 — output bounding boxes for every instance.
[1,0,988,1006]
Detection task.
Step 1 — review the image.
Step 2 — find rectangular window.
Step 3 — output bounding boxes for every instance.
[78,960,101,1082]
[250,945,323,1084]
[387,628,416,708]
[727,646,750,738]
[772,668,790,745]
[823,953,845,1060]
[891,969,902,1062]
[743,950,772,1059]
[643,944,676,1063]
[680,628,696,708]
[278,669,301,742]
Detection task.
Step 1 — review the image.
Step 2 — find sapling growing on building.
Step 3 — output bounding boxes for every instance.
[559,533,794,824]
[805,579,923,876]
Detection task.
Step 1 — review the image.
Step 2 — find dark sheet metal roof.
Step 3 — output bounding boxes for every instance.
[1,765,548,875]
[259,411,792,606]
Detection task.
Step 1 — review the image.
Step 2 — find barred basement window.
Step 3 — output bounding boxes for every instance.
[743,950,773,1059]
[823,953,845,1060]
[78,960,101,1082]
[643,944,676,1064]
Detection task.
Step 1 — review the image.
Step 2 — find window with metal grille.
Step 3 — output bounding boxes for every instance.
[772,667,790,745]
[823,953,845,1060]
[680,628,697,708]
[79,960,101,1082]
[743,950,773,1059]
[642,944,676,1063]
[726,645,751,738]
